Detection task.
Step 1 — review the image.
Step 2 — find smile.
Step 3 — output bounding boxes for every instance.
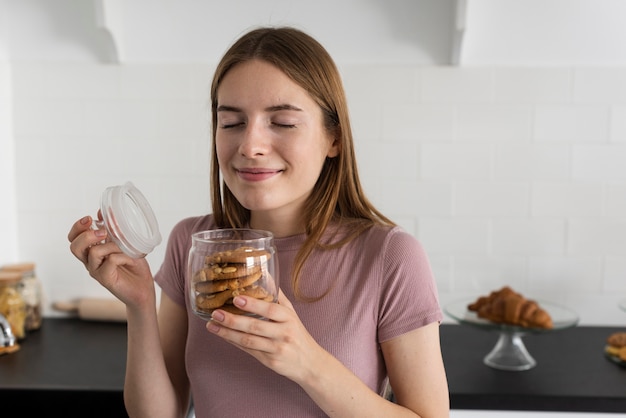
[236,168,282,182]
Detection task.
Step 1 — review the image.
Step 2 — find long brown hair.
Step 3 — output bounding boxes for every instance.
[210,26,394,300]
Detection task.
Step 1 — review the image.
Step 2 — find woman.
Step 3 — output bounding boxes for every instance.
[68,26,449,417]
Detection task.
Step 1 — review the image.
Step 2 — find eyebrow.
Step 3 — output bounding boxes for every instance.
[216,104,303,113]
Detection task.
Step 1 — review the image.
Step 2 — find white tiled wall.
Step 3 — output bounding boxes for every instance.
[5,63,626,325]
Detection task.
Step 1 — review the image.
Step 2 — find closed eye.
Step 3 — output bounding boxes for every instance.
[220,122,244,129]
[272,122,296,129]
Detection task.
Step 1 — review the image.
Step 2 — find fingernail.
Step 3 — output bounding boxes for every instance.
[94,229,106,237]
[211,310,225,322]
[207,321,220,333]
[80,216,91,225]
[233,296,246,307]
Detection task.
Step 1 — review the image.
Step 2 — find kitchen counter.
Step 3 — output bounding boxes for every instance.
[0,319,625,415]
[442,323,626,413]
[0,318,128,417]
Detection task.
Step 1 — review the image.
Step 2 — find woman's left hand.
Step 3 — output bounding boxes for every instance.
[206,290,321,382]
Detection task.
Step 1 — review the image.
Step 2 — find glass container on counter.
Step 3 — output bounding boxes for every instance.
[0,271,26,339]
[1,262,43,331]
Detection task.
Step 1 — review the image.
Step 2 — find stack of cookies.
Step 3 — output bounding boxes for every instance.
[605,332,626,362]
[192,246,274,315]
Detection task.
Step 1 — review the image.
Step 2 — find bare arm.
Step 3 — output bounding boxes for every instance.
[124,292,190,418]
[68,216,190,418]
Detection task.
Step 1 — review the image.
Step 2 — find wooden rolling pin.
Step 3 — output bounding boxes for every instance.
[52,298,127,322]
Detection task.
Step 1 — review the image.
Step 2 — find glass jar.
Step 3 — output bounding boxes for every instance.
[1,262,42,331]
[93,181,162,258]
[188,229,279,320]
[0,271,26,340]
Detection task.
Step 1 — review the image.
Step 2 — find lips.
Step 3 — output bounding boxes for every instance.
[236,167,282,182]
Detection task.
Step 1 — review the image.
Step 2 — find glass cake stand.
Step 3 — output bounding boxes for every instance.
[445,299,579,371]
[619,299,626,313]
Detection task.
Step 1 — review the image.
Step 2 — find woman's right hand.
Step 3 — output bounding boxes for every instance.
[67,215,156,309]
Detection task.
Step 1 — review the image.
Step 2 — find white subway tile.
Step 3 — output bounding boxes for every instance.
[528,256,602,292]
[118,64,199,100]
[603,256,626,292]
[342,65,419,104]
[452,255,528,292]
[427,255,453,293]
[11,64,47,98]
[534,104,610,142]
[454,182,530,216]
[456,104,532,142]
[606,184,626,216]
[568,218,626,256]
[572,144,626,180]
[13,99,85,136]
[494,144,570,181]
[354,140,383,196]
[44,64,121,99]
[116,100,159,139]
[381,104,454,142]
[350,101,382,141]
[574,68,626,104]
[532,183,603,216]
[494,68,573,103]
[379,141,418,180]
[421,67,493,103]
[81,99,124,138]
[610,105,626,142]
[14,137,49,174]
[560,293,626,326]
[418,218,489,255]
[379,181,452,217]
[420,143,492,180]
[155,100,209,140]
[492,219,566,255]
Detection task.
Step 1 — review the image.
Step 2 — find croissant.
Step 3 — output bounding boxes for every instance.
[467,286,553,329]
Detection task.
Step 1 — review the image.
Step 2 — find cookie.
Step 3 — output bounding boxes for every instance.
[204,246,271,265]
[195,284,272,311]
[195,271,262,293]
[607,332,626,348]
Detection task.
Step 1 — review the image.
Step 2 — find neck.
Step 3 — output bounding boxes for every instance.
[250,211,305,238]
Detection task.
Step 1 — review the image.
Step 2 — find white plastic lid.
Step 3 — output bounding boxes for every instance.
[100,182,162,258]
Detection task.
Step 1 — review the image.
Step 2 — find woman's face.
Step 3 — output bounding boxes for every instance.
[215,59,338,221]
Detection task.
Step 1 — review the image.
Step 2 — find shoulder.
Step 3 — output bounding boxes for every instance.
[360,225,425,258]
[166,215,216,248]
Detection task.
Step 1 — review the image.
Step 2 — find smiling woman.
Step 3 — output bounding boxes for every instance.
[67,26,449,418]
[215,60,339,232]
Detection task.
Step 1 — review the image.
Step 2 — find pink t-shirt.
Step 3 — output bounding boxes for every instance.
[154,215,442,417]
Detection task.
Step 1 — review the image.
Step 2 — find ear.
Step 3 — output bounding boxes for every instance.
[326,129,341,158]
[327,139,340,158]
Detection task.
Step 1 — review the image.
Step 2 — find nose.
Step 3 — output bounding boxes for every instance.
[239,118,269,158]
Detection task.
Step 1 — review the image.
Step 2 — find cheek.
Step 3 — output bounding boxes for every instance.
[215,138,233,165]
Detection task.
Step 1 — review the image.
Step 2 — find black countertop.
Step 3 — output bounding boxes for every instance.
[1,318,625,415]
[441,323,626,413]
[0,318,128,417]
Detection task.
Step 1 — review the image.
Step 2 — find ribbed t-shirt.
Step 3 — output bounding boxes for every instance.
[154,215,442,417]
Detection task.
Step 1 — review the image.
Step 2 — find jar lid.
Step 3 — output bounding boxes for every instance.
[1,262,35,273]
[0,271,22,284]
[100,182,162,258]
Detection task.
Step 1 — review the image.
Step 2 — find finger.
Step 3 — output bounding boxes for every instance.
[67,216,93,242]
[233,295,287,326]
[69,225,108,264]
[208,310,275,353]
[85,241,123,273]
